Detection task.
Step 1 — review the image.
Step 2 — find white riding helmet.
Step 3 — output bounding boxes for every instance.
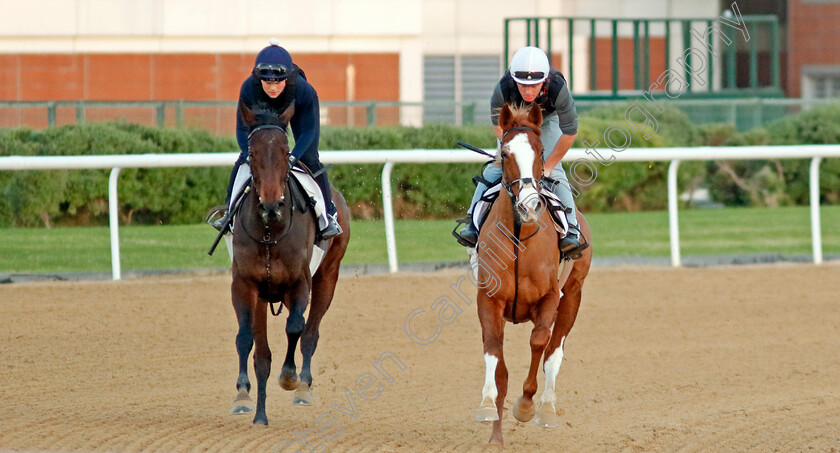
[510,46,550,85]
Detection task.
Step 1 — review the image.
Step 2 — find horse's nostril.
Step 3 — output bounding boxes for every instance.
[258,202,284,222]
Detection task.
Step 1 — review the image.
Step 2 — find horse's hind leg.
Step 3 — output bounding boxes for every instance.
[514,293,558,424]
[252,300,272,425]
[296,268,338,405]
[278,281,309,394]
[231,283,256,415]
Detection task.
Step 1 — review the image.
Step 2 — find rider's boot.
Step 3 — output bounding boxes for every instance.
[458,220,478,247]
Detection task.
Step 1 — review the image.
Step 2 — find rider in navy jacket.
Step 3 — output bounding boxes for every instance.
[216,39,342,240]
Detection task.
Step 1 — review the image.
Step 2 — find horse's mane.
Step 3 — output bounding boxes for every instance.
[251,103,287,128]
[493,104,542,166]
[504,105,542,135]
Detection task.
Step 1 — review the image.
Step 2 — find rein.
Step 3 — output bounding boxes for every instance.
[511,194,522,324]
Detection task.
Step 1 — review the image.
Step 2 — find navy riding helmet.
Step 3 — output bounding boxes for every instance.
[253,38,293,82]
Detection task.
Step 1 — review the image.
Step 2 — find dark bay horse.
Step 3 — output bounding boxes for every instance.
[474,103,593,445]
[230,102,350,426]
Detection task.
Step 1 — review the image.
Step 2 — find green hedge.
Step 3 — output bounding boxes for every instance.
[2,103,839,227]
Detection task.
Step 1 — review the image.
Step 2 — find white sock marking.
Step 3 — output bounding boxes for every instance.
[482,353,499,402]
[540,336,565,404]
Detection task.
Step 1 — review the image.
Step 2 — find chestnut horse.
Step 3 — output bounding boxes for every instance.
[474,104,592,445]
[229,103,350,426]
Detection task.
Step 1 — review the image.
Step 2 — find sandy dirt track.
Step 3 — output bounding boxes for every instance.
[1,264,839,452]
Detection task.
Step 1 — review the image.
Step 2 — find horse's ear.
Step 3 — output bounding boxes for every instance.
[499,104,514,131]
[279,104,295,128]
[527,103,542,127]
[239,100,257,128]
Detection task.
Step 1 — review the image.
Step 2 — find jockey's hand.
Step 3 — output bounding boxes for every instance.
[288,154,298,168]
[543,166,554,178]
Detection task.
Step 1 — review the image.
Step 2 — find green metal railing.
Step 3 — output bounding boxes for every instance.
[3,98,837,133]
[504,15,782,99]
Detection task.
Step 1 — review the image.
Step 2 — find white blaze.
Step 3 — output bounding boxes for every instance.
[507,132,540,204]
[540,336,565,404]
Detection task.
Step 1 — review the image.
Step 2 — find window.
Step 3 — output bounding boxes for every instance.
[423,55,501,125]
[802,66,840,99]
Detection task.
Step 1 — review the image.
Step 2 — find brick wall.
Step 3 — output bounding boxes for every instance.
[788,0,840,97]
[0,52,400,130]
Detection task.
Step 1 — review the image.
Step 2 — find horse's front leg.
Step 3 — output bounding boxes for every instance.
[231,279,256,415]
[513,292,559,424]
[278,279,310,399]
[252,297,271,425]
[476,294,507,446]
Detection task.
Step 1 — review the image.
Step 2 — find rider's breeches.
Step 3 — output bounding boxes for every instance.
[299,151,337,217]
[467,115,579,228]
[225,153,249,204]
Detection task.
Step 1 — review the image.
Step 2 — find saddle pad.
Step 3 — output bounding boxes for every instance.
[471,184,569,236]
[290,167,329,231]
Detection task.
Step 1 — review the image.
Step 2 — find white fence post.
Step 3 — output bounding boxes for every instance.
[381,162,398,273]
[668,160,681,267]
[810,156,823,265]
[108,168,122,280]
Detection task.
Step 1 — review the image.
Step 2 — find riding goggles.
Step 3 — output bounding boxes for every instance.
[254,63,288,82]
[513,71,546,82]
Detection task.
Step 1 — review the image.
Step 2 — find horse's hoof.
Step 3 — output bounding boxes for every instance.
[231,400,255,415]
[512,396,536,423]
[278,373,299,391]
[252,415,268,426]
[231,389,255,415]
[489,431,504,446]
[293,382,313,406]
[475,397,499,422]
[534,402,561,428]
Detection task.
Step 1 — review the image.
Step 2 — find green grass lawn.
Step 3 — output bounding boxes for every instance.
[1,205,838,274]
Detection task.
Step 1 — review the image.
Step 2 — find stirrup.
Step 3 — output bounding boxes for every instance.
[206,205,230,232]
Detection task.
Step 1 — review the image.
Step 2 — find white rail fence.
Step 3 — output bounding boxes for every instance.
[1,145,838,280]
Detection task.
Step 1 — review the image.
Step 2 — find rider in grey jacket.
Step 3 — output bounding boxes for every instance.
[458,46,584,257]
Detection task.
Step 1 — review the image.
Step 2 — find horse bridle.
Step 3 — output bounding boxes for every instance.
[241,124,295,245]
